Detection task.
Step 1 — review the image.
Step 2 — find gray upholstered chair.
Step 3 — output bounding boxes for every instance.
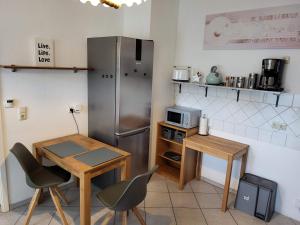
[10,143,71,225]
[96,165,158,225]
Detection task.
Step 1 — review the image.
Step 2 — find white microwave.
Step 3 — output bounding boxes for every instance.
[165,106,201,129]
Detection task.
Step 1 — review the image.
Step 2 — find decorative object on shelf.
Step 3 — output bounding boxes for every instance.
[163,151,181,162]
[236,76,246,88]
[247,73,259,89]
[80,0,147,9]
[191,71,203,83]
[199,114,209,136]
[206,66,223,85]
[34,38,54,66]
[172,66,191,82]
[0,65,93,73]
[204,4,300,50]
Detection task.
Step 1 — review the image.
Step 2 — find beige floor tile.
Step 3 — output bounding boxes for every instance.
[219,192,236,209]
[214,186,224,194]
[167,180,192,193]
[174,208,207,225]
[170,193,199,208]
[230,209,266,225]
[148,179,168,192]
[49,207,80,225]
[196,193,222,209]
[293,219,300,225]
[190,180,218,193]
[202,209,236,225]
[145,208,176,225]
[16,208,55,225]
[266,213,296,225]
[145,192,172,208]
[0,206,26,225]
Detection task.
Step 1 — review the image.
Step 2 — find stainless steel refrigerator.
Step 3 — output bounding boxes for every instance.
[87,37,154,183]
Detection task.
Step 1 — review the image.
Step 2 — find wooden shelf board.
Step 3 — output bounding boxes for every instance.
[0,65,94,72]
[157,164,180,182]
[159,137,183,146]
[159,121,189,132]
[172,81,284,95]
[159,154,181,166]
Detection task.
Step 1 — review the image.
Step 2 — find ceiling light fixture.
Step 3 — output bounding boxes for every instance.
[80,0,147,9]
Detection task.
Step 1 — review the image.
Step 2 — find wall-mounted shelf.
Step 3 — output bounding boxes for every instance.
[173,81,285,107]
[0,65,94,73]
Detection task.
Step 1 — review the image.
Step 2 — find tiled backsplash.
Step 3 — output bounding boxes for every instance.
[175,84,300,151]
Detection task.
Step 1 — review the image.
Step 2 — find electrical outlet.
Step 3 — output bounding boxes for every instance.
[68,104,81,113]
[18,107,27,121]
[272,121,288,131]
[283,56,290,64]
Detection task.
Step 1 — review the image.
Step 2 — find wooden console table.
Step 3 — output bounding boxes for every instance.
[179,135,249,212]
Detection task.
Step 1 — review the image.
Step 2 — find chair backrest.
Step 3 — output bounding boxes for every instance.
[10,143,42,177]
[114,165,159,211]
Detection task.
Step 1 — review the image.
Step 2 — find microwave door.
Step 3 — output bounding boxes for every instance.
[167,111,183,126]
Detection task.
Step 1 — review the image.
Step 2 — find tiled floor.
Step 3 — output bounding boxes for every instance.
[1,173,299,225]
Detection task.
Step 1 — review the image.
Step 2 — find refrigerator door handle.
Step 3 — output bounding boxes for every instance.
[115,126,150,137]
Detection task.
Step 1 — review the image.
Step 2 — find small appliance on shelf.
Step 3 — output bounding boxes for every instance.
[172,66,191,82]
[257,58,285,91]
[165,106,201,129]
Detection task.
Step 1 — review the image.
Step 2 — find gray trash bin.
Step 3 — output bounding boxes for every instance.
[235,173,277,222]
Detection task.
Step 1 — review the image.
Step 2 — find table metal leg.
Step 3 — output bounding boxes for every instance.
[222,158,233,212]
[80,174,91,225]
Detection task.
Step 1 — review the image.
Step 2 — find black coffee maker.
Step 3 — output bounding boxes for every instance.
[258,59,285,91]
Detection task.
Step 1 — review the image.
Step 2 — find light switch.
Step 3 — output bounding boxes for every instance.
[18,107,27,121]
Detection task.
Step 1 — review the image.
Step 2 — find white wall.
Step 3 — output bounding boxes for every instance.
[175,0,300,220]
[122,0,152,39]
[149,0,179,167]
[0,0,123,204]
[175,0,300,93]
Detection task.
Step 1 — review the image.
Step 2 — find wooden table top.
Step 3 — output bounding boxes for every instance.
[184,135,249,160]
[33,134,130,177]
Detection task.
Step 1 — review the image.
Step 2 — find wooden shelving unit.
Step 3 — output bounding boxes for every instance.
[156,121,198,183]
[0,65,94,73]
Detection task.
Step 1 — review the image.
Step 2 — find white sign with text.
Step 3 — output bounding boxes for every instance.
[34,38,54,66]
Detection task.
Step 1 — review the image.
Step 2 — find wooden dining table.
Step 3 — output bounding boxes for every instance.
[33,134,131,225]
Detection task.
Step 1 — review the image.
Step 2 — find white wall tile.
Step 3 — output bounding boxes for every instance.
[258,129,272,143]
[246,127,259,140]
[234,125,247,137]
[216,88,228,98]
[271,131,287,146]
[289,119,300,136]
[210,119,223,131]
[223,122,235,134]
[248,112,266,127]
[243,103,259,118]
[239,90,251,101]
[260,105,278,121]
[250,92,264,103]
[263,93,276,105]
[286,135,300,150]
[293,94,300,108]
[176,85,300,151]
[278,93,294,107]
[280,108,298,124]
